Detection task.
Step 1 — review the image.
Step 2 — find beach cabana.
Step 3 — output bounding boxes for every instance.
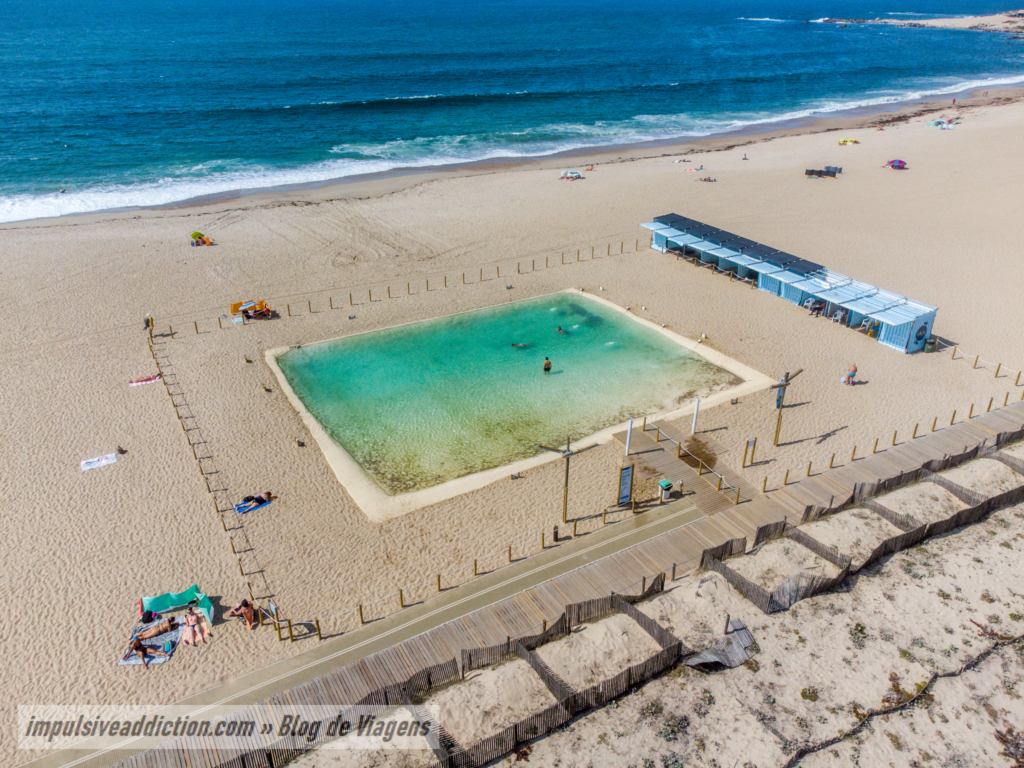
[641,213,938,353]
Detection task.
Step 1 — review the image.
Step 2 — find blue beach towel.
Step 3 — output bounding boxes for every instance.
[118,620,183,667]
[234,499,271,514]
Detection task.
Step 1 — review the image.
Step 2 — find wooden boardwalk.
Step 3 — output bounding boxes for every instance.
[68,403,1024,768]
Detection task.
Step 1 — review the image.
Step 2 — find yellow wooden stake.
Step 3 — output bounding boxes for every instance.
[932,416,938,432]
[829,453,835,469]
[1006,392,1010,407]
[508,545,512,562]
[892,430,897,446]
[399,589,404,608]
[872,438,878,454]
[783,469,789,485]
[287,620,294,642]
[735,487,740,504]
[762,476,767,493]
[951,345,957,359]
[912,423,919,439]
[807,460,812,477]
[987,397,993,413]
[194,321,199,334]
[358,604,365,624]
[717,475,723,491]
[437,573,442,592]
[315,619,322,641]
[951,410,957,425]
[995,363,1001,378]
[969,403,974,419]
[473,559,478,577]
[851,445,857,461]
[973,355,979,369]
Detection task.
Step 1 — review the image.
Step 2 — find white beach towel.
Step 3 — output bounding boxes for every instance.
[81,454,117,472]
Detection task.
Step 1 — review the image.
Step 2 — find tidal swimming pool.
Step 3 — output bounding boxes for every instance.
[273,292,744,502]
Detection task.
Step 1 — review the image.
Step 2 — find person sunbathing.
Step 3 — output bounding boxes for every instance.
[235,491,274,513]
[134,617,178,640]
[123,638,169,669]
[227,599,256,629]
[182,607,213,646]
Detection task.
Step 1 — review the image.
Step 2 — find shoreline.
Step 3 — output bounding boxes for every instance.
[4,83,1023,229]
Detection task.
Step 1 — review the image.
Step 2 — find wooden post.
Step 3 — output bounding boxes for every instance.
[194,321,199,334]
[892,430,898,446]
[572,520,577,537]
[407,282,411,295]
[951,345,957,360]
[951,410,957,425]
[399,589,404,608]
[987,397,993,413]
[462,273,466,284]
[480,268,483,281]
[783,469,789,485]
[437,573,442,592]
[677,443,682,459]
[807,460,812,477]
[287,304,291,316]
[541,533,545,550]
[973,355,979,369]
[932,416,938,432]
[508,545,512,562]
[635,239,638,251]
[620,242,623,253]
[1017,370,1022,386]
[969,403,975,419]
[872,438,878,454]
[642,416,647,431]
[698,459,704,475]
[641,576,646,593]
[607,244,610,256]
[735,487,740,504]
[671,563,677,580]
[1006,392,1010,407]
[358,604,365,624]
[257,606,263,628]
[995,363,1001,378]
[330,296,335,309]
[656,427,661,442]
[829,453,835,469]
[349,292,353,305]
[473,559,478,577]
[445,276,448,288]
[221,515,227,532]
[602,508,607,525]
[717,475,723,491]
[218,316,223,330]
[238,558,244,577]
[912,423,919,439]
[591,246,594,258]
[230,537,236,555]
[762,476,767,493]
[307,299,312,313]
[315,619,322,641]
[851,445,857,461]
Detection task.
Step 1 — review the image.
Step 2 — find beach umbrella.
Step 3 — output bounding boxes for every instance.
[191,231,205,240]
[886,160,907,169]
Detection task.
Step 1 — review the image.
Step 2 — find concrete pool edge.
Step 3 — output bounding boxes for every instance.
[266,289,774,523]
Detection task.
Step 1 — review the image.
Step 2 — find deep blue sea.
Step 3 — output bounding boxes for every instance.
[1,0,1021,222]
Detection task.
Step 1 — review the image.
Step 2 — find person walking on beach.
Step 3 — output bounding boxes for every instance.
[844,363,857,386]
[543,357,552,372]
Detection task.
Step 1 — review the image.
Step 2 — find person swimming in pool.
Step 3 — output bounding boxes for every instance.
[511,343,528,348]
[556,326,566,334]
[543,357,552,372]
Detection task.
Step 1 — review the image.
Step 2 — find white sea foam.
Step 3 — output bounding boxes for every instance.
[4,72,1024,224]
[738,17,788,22]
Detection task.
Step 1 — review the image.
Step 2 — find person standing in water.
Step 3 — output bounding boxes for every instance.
[543,357,552,372]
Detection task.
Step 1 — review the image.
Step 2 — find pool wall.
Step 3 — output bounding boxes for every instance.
[267,289,774,522]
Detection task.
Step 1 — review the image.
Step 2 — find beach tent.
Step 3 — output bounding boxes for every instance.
[230,300,266,315]
[886,159,908,169]
[140,584,213,625]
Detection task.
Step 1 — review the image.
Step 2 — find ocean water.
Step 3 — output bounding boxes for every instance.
[276,293,738,494]
[1,0,1021,222]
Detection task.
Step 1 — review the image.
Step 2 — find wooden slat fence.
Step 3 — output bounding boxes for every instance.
[860,498,922,532]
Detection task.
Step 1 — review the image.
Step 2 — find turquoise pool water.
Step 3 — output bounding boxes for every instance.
[277,293,739,494]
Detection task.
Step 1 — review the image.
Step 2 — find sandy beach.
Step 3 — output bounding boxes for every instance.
[3,85,1024,765]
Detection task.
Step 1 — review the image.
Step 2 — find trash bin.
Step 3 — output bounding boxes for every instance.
[659,479,673,502]
[924,337,937,353]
